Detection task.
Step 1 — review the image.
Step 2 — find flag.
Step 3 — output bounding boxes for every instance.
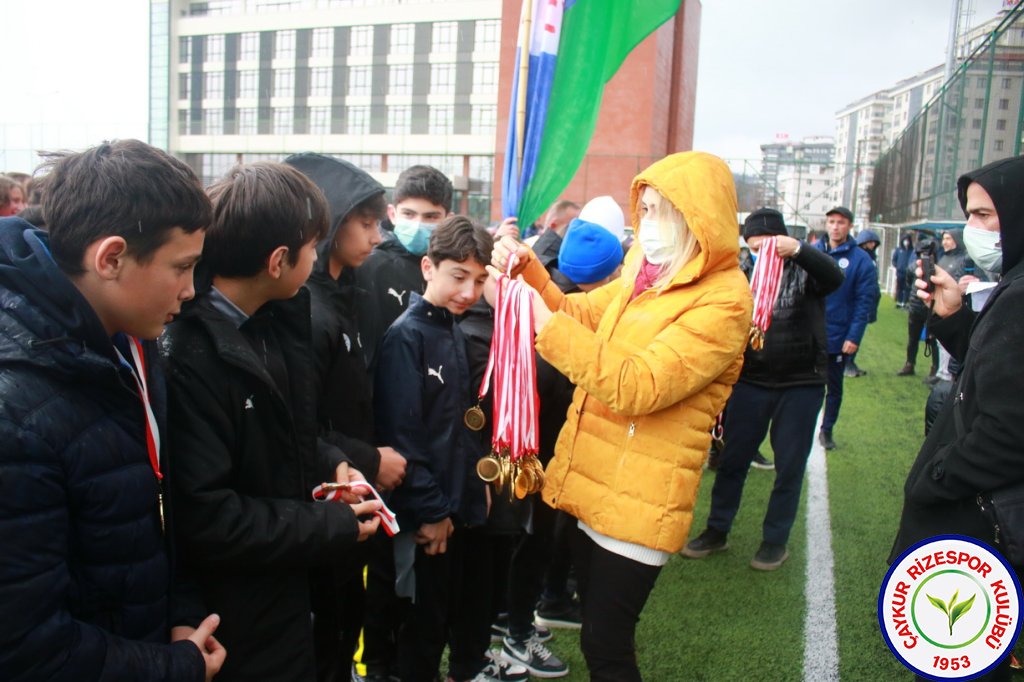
[501,0,683,229]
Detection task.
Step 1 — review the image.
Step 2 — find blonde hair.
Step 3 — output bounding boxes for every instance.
[627,186,700,290]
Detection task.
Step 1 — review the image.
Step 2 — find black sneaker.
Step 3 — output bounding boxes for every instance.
[679,528,728,558]
[501,634,569,678]
[818,430,836,450]
[749,452,774,470]
[751,541,789,571]
[535,596,581,630]
[459,650,529,682]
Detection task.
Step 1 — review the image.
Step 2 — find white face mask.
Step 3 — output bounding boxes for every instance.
[963,224,1002,273]
[637,218,677,265]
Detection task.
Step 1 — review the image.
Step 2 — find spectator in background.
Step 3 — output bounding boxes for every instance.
[816,207,879,450]
[523,199,581,289]
[892,233,915,307]
[0,176,26,217]
[844,229,882,378]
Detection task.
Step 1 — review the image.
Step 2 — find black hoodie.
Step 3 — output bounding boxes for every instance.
[892,156,1024,564]
[284,153,386,480]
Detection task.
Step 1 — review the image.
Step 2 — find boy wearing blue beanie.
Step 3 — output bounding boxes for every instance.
[557,218,624,291]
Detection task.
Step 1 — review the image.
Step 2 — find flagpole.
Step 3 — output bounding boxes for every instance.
[515,0,533,177]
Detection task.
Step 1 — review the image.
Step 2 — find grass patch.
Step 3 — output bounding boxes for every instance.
[532,298,926,680]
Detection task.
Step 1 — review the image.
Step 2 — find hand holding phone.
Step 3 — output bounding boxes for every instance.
[920,255,935,293]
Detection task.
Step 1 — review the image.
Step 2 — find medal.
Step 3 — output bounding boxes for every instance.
[476,453,501,481]
[464,404,486,431]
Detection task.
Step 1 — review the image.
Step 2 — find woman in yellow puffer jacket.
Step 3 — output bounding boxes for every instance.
[492,151,752,681]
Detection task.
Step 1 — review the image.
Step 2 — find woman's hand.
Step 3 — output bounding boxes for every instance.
[485,266,553,333]
[491,236,530,277]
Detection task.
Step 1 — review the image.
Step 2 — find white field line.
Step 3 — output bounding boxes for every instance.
[803,415,839,681]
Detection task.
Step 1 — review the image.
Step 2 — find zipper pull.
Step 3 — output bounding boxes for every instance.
[628,422,635,437]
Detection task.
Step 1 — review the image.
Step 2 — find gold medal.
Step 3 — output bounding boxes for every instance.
[476,454,501,482]
[464,404,486,431]
[514,467,530,499]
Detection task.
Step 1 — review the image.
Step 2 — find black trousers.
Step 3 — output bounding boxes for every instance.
[707,382,825,545]
[395,528,494,682]
[907,306,938,370]
[570,525,662,682]
[359,532,400,677]
[310,547,367,682]
[823,353,845,433]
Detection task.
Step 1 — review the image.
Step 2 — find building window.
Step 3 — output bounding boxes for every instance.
[999,98,1010,110]
[179,73,190,100]
[390,65,412,96]
[975,97,985,108]
[471,105,496,136]
[432,22,458,53]
[310,106,331,134]
[429,105,452,134]
[351,26,373,57]
[239,32,259,61]
[972,118,982,130]
[204,108,223,135]
[970,139,980,151]
[238,70,258,99]
[238,107,258,134]
[978,76,987,88]
[475,20,500,51]
[311,67,332,97]
[273,107,293,134]
[390,24,414,54]
[274,69,294,98]
[349,66,371,96]
[1003,77,1013,89]
[179,36,191,64]
[997,118,1007,131]
[473,63,497,94]
[348,105,370,134]
[994,139,1005,152]
[205,71,224,99]
[205,35,225,63]
[431,63,455,95]
[276,30,296,60]
[388,105,411,134]
[178,109,190,135]
[311,28,333,58]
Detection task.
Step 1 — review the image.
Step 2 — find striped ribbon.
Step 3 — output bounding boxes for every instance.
[312,480,400,537]
[748,236,785,350]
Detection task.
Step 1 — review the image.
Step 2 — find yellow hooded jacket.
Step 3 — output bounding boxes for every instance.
[521,152,753,553]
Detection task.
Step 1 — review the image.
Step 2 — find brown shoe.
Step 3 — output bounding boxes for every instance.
[896,363,915,376]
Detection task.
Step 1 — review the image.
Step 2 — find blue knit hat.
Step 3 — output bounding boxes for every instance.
[558,218,624,284]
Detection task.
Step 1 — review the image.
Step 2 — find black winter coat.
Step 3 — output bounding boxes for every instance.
[0,220,203,682]
[739,244,844,387]
[162,290,360,682]
[374,294,487,530]
[891,156,1024,563]
[355,234,425,368]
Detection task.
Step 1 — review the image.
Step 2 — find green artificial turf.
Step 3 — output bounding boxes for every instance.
[530,298,929,681]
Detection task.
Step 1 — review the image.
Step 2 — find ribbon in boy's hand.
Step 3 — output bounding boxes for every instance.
[312,481,400,536]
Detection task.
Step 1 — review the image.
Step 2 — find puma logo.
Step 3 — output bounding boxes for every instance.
[427,365,444,384]
[244,395,255,410]
[387,288,406,306]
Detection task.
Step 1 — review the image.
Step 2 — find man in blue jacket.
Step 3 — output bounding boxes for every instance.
[816,207,880,450]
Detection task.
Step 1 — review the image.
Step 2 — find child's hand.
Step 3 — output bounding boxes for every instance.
[493,216,519,239]
[334,461,367,504]
[350,499,382,541]
[415,518,454,555]
[375,446,407,491]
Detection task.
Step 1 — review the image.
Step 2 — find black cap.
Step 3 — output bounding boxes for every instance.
[742,208,788,240]
[826,206,853,222]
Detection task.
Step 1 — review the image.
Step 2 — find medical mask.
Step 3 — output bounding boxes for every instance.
[750,251,758,264]
[637,218,677,265]
[394,219,435,256]
[963,225,1002,273]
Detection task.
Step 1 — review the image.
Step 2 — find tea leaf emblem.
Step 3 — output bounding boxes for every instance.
[927,589,976,636]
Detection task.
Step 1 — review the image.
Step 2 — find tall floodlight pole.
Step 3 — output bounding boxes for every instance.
[945,0,963,83]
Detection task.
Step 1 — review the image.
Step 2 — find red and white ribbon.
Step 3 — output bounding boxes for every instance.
[476,256,539,463]
[749,236,785,346]
[312,480,400,537]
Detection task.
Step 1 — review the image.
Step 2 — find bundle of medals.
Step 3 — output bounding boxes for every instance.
[466,256,544,499]
[747,236,784,351]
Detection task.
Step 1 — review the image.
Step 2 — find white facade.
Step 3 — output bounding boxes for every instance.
[776,163,837,233]
[832,94,891,227]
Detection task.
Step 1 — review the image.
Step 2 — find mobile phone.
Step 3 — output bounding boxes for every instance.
[920,254,935,293]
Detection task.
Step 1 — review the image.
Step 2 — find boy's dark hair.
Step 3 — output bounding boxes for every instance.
[427,216,493,267]
[0,176,19,208]
[350,192,387,222]
[38,140,211,276]
[393,165,453,213]
[204,162,329,278]
[25,176,45,205]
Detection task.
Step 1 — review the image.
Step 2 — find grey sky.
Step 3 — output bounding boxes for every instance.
[0,0,1012,173]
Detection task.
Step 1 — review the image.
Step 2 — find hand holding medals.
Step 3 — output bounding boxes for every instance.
[474,255,544,499]
[748,236,784,351]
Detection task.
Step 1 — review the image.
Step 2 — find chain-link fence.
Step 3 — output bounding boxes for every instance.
[871,5,1024,224]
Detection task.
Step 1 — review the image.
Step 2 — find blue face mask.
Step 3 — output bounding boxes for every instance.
[750,252,758,264]
[394,219,435,256]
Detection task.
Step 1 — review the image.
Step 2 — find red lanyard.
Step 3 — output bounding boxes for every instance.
[749,237,785,350]
[116,337,162,482]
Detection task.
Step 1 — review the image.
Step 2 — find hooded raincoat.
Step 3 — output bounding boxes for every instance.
[516,152,752,553]
[891,156,1024,562]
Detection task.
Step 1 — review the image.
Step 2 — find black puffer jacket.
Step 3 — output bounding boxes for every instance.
[738,244,845,387]
[891,156,1024,562]
[355,234,425,368]
[163,289,360,681]
[0,219,203,682]
[285,152,385,481]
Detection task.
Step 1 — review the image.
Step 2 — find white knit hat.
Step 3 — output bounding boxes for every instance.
[578,195,626,243]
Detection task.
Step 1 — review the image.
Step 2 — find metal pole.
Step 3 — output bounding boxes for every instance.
[945,0,963,84]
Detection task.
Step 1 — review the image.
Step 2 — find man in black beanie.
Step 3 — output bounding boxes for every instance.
[682,208,844,571]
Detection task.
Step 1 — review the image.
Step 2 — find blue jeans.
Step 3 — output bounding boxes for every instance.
[707,381,826,545]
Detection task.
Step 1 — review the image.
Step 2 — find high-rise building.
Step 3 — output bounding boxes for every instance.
[149,0,701,223]
[758,136,835,219]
